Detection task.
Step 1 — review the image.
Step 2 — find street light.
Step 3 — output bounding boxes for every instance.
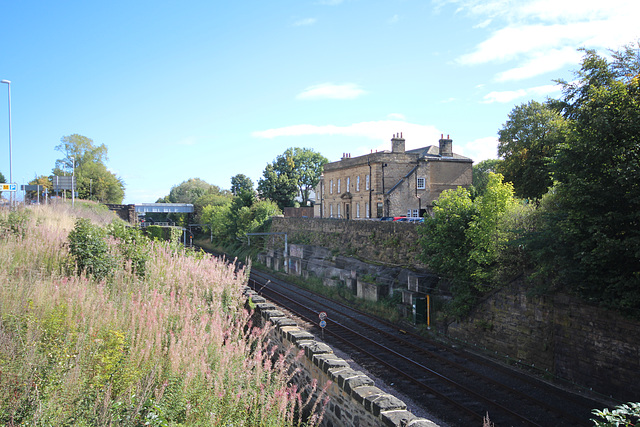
[1,80,12,208]
[71,156,75,207]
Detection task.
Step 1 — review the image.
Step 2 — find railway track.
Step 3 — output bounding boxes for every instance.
[247,268,609,427]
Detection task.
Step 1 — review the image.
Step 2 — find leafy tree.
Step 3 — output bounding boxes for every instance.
[471,159,502,198]
[287,148,328,204]
[419,186,477,283]
[419,173,518,318]
[162,178,227,204]
[547,45,640,313]
[257,148,328,209]
[76,161,124,203]
[497,101,567,200]
[230,174,254,195]
[257,163,298,211]
[194,192,233,222]
[0,171,5,183]
[53,134,124,203]
[466,173,517,285]
[55,134,108,172]
[201,202,233,242]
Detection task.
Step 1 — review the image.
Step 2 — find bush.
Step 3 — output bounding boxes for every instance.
[67,217,117,281]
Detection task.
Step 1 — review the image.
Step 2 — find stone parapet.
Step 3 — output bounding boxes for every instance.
[244,287,440,426]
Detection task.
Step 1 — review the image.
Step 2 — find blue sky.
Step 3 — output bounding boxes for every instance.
[1,0,638,204]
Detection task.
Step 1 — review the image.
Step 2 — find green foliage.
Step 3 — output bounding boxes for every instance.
[161,177,228,204]
[592,402,640,426]
[0,208,31,239]
[53,133,125,203]
[257,162,298,210]
[528,45,640,315]
[230,173,254,195]
[202,194,281,246]
[145,225,164,241]
[472,159,502,198]
[1,204,322,426]
[497,100,567,200]
[107,220,151,277]
[467,173,517,285]
[419,174,519,318]
[67,218,117,281]
[258,147,328,209]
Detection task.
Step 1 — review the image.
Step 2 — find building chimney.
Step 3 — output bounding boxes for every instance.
[439,134,453,157]
[391,133,405,153]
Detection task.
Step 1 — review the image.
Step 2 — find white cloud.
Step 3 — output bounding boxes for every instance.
[296,83,367,100]
[456,136,499,162]
[495,47,584,81]
[293,18,317,27]
[448,0,640,80]
[252,120,442,151]
[482,83,561,103]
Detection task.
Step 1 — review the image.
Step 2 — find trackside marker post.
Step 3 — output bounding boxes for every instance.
[319,312,327,339]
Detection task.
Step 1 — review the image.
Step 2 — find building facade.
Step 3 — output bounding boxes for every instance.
[315,134,472,219]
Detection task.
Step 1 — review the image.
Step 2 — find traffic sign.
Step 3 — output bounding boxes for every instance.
[319,311,327,320]
[1,183,17,191]
[319,320,327,328]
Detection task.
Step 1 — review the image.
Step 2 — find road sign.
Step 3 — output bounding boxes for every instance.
[52,176,75,191]
[1,183,17,191]
[319,311,327,320]
[319,320,327,328]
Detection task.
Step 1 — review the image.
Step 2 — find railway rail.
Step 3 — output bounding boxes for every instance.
[247,267,609,427]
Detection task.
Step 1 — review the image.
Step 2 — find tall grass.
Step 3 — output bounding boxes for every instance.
[0,204,321,426]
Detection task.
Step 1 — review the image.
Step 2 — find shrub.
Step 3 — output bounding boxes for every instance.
[67,217,117,281]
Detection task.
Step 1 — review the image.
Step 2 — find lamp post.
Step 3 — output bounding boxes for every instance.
[71,156,75,207]
[1,80,12,208]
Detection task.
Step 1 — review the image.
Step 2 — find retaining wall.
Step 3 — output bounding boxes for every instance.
[269,217,426,269]
[244,287,438,427]
[447,280,640,402]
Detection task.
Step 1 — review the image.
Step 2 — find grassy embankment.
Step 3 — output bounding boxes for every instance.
[0,203,324,426]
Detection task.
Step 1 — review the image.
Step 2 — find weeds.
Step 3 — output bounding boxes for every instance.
[0,204,321,426]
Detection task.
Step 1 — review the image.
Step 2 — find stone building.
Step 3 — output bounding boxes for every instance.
[315,134,472,219]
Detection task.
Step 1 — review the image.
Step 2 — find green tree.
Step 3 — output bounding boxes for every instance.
[53,134,124,203]
[471,159,502,198]
[230,174,254,195]
[466,173,517,285]
[287,148,328,205]
[77,162,124,203]
[419,173,518,318]
[257,163,298,211]
[548,46,640,313]
[163,178,226,204]
[257,148,328,209]
[55,134,108,172]
[0,171,6,183]
[497,100,567,200]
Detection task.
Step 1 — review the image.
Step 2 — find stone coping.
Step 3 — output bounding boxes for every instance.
[244,286,440,427]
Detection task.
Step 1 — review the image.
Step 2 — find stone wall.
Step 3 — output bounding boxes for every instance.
[267,217,640,402]
[105,203,137,224]
[269,217,426,269]
[245,287,438,427]
[447,280,640,402]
